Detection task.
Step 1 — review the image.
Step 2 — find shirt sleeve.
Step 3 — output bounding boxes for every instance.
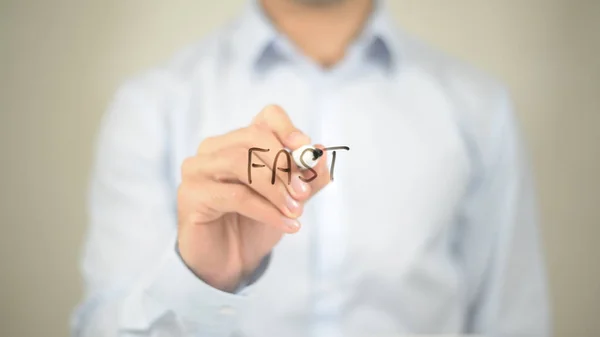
[458,88,552,336]
[70,71,266,337]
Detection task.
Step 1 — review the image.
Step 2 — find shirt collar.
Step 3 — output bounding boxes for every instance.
[231,0,400,73]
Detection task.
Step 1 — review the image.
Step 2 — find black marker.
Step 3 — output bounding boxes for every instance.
[291,145,323,170]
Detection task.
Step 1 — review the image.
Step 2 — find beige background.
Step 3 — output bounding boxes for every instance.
[1,0,599,336]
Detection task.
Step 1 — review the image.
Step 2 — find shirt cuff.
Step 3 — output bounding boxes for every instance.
[119,237,266,334]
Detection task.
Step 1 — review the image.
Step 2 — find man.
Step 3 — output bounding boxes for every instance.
[72,0,551,336]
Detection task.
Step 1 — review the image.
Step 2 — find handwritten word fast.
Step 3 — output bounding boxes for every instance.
[248,146,350,184]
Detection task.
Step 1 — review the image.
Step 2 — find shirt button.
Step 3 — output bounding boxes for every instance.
[218,305,236,315]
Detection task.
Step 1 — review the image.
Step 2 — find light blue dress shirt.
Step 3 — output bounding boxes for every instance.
[72,1,551,336]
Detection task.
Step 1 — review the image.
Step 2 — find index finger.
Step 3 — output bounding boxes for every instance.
[252,105,311,150]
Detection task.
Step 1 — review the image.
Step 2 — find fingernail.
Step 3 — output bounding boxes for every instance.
[283,217,301,232]
[285,194,301,216]
[291,175,310,197]
[287,131,310,147]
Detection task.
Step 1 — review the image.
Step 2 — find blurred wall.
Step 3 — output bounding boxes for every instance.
[1,1,598,336]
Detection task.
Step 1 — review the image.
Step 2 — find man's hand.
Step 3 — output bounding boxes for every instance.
[177,105,331,292]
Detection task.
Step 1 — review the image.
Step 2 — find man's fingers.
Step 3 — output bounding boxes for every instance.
[194,180,301,234]
[196,125,270,155]
[189,150,306,219]
[252,105,311,149]
[194,126,312,200]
